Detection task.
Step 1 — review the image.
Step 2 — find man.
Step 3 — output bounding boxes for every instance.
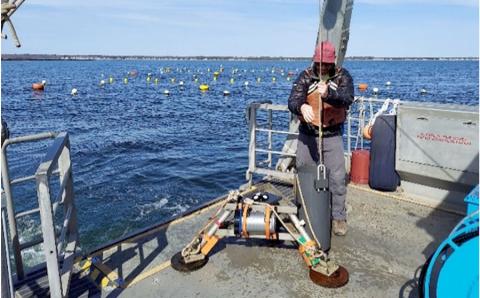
[288,41,354,236]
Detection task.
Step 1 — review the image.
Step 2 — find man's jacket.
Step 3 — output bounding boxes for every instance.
[288,66,354,136]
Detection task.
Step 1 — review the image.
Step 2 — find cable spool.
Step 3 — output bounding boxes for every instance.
[419,210,478,298]
[233,194,277,237]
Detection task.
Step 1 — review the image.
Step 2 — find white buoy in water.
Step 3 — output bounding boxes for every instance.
[179,81,184,86]
[420,88,427,95]
[223,90,231,96]
[385,81,391,86]
[71,88,78,96]
[164,89,170,95]
[100,80,105,86]
[373,87,379,94]
[244,81,249,87]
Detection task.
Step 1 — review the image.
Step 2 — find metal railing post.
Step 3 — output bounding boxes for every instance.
[267,109,273,167]
[36,173,63,298]
[1,196,14,298]
[347,109,352,156]
[57,139,77,297]
[246,104,257,186]
[0,147,24,280]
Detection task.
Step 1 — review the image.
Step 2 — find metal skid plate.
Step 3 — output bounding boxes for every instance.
[171,252,208,272]
[309,265,349,288]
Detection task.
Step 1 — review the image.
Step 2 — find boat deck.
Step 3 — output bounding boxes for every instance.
[15,181,463,297]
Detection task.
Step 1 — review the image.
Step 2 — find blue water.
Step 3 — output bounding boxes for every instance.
[1,60,478,260]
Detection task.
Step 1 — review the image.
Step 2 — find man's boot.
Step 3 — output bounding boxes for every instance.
[333,220,347,236]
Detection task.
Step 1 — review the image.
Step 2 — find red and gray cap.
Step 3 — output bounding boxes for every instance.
[313,41,336,64]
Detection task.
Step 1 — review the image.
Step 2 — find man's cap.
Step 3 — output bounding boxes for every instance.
[313,41,336,64]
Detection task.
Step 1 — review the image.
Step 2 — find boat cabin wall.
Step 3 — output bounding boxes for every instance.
[396,103,478,213]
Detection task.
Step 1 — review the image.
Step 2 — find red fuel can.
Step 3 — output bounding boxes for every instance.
[350,150,370,184]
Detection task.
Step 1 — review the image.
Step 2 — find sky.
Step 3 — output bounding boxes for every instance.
[1,0,478,57]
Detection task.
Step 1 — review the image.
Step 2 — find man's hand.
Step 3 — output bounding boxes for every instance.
[300,104,314,123]
[318,81,328,98]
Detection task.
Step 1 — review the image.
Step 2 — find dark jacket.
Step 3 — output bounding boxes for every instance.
[288,66,354,136]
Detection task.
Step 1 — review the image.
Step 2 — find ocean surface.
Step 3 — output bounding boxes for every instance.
[1,60,478,267]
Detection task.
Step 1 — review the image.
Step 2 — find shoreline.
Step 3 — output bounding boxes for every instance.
[2,54,478,61]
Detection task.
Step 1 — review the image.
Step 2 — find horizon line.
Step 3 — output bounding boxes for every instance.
[2,53,479,60]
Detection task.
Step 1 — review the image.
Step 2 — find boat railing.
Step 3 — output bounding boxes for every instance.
[1,131,78,297]
[246,102,298,186]
[246,97,394,185]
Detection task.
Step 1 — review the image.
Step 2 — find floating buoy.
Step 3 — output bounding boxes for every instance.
[123,78,128,84]
[244,81,249,87]
[164,89,170,95]
[170,78,176,83]
[179,81,184,86]
[230,78,234,84]
[362,125,373,140]
[272,77,276,82]
[373,87,379,95]
[108,76,114,84]
[223,90,230,96]
[194,78,199,83]
[358,83,368,92]
[100,80,105,87]
[213,71,220,77]
[32,80,46,91]
[287,77,291,81]
[199,84,209,91]
[420,88,427,95]
[154,78,159,84]
[213,76,217,81]
[71,88,78,96]
[257,77,261,83]
[385,81,391,86]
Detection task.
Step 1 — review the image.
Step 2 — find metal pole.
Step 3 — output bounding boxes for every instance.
[1,199,14,298]
[36,173,63,298]
[246,105,257,187]
[267,109,273,167]
[0,148,24,279]
[347,110,351,156]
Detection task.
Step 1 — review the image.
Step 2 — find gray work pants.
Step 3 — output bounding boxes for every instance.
[296,133,347,220]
